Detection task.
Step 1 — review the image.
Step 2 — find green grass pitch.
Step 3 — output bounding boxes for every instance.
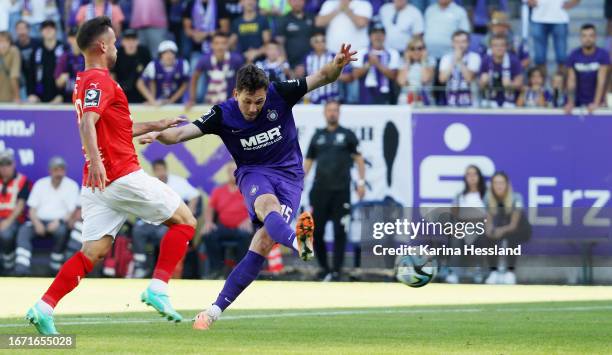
[1,300,611,354]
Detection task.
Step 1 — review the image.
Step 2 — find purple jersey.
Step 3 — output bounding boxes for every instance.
[192,78,307,185]
[567,47,611,106]
[480,52,522,106]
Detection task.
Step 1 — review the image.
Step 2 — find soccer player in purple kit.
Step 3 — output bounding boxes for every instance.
[138,43,358,330]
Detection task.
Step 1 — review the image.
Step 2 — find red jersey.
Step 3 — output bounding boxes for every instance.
[209,184,249,229]
[73,68,140,185]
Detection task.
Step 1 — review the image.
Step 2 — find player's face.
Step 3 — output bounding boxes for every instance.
[234,88,267,121]
[100,27,118,69]
[491,175,508,199]
[580,28,596,49]
[324,102,340,126]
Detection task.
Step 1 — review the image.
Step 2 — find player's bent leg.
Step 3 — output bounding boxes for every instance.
[193,229,274,330]
[254,194,299,251]
[26,236,113,335]
[141,202,197,323]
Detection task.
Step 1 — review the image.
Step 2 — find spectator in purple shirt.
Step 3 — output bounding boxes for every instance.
[479,35,523,108]
[352,21,401,104]
[565,23,610,114]
[54,28,84,103]
[139,40,191,106]
[187,32,244,108]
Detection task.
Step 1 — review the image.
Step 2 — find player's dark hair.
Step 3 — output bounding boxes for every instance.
[151,159,167,168]
[235,64,269,93]
[581,23,596,32]
[76,16,113,51]
[452,30,470,40]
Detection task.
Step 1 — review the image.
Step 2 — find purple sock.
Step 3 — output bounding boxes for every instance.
[213,250,265,311]
[263,211,296,250]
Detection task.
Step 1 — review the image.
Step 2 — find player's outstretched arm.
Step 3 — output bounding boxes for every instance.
[305,43,357,93]
[137,123,204,145]
[132,117,187,137]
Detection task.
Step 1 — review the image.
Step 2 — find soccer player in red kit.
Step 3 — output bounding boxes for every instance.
[25,16,197,335]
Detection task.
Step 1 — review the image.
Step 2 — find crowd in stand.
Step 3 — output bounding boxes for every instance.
[0,0,610,111]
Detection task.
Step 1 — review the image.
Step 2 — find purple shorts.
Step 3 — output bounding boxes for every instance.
[238,172,303,228]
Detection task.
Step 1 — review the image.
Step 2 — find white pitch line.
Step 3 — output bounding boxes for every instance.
[1,304,611,328]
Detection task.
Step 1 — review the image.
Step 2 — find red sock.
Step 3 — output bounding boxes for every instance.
[152,224,195,282]
[42,251,93,308]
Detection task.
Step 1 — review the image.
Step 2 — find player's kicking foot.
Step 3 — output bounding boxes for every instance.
[25,305,59,335]
[192,308,219,330]
[141,288,183,322]
[296,211,315,261]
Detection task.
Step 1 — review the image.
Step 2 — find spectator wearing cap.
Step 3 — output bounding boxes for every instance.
[303,31,351,104]
[438,30,481,107]
[379,0,424,55]
[275,0,315,77]
[26,20,63,104]
[353,22,401,105]
[20,0,62,40]
[15,157,79,276]
[0,31,21,103]
[423,0,470,61]
[316,0,373,55]
[75,0,125,36]
[230,0,271,63]
[528,0,579,76]
[0,151,31,275]
[139,40,190,106]
[131,0,168,59]
[479,34,523,108]
[54,28,84,103]
[187,32,243,108]
[481,11,529,69]
[113,29,152,103]
[182,0,227,58]
[565,23,610,115]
